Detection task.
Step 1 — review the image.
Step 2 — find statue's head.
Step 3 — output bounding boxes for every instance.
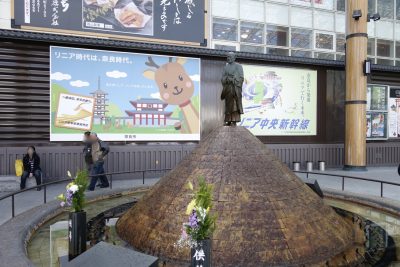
[227,52,236,64]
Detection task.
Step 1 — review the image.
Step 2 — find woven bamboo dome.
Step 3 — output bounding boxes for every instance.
[117,126,355,266]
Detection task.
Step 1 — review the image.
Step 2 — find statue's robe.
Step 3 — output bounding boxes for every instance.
[221,62,244,123]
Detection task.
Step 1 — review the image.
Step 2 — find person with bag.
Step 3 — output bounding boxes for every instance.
[20,146,42,191]
[88,133,110,191]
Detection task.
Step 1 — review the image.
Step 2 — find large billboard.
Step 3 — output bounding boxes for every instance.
[50,46,201,141]
[240,65,317,136]
[13,0,206,45]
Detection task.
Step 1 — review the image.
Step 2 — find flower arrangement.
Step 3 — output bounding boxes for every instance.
[176,177,217,249]
[57,170,88,213]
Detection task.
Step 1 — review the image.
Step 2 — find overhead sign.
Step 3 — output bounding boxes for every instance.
[13,0,206,45]
[50,46,201,141]
[240,64,317,136]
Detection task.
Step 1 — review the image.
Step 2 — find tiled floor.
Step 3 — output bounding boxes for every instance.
[296,166,400,201]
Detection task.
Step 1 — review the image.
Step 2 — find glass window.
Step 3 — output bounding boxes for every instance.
[377,58,394,65]
[376,20,394,40]
[396,42,400,58]
[291,7,313,28]
[314,0,333,10]
[291,28,313,49]
[240,0,264,22]
[396,23,400,40]
[368,38,376,56]
[214,44,237,51]
[290,0,311,7]
[397,0,400,20]
[368,20,375,37]
[396,60,400,66]
[291,49,312,58]
[336,0,345,12]
[315,32,334,50]
[212,0,239,19]
[314,10,334,31]
[336,34,345,52]
[335,13,345,33]
[377,0,394,19]
[314,52,335,60]
[240,22,264,44]
[240,45,264,53]
[266,25,289,47]
[368,0,376,14]
[265,3,289,25]
[377,39,394,57]
[213,18,238,41]
[266,48,289,56]
[336,54,345,61]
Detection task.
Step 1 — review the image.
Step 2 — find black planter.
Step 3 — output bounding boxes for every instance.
[191,239,211,267]
[68,211,87,260]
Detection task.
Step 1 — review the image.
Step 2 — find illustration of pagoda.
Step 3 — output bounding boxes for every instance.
[91,77,109,125]
[125,98,172,126]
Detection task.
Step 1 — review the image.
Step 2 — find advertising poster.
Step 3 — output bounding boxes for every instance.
[50,46,201,141]
[370,85,388,111]
[366,113,371,138]
[388,97,397,138]
[367,84,389,140]
[371,113,386,138]
[389,87,400,138]
[13,0,206,44]
[240,65,317,136]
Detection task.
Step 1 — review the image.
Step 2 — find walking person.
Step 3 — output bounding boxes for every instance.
[88,133,110,191]
[83,131,93,173]
[20,146,42,191]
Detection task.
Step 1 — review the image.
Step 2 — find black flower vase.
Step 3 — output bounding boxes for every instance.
[191,239,211,267]
[68,211,87,260]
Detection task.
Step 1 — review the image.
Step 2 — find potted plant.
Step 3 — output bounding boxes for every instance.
[57,170,88,260]
[176,177,217,267]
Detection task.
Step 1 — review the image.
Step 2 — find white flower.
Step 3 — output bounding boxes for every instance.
[69,184,79,193]
[197,207,207,221]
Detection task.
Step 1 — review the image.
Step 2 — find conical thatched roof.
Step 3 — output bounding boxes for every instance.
[117,126,355,266]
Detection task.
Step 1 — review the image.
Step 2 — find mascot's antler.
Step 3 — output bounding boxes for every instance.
[145,56,160,68]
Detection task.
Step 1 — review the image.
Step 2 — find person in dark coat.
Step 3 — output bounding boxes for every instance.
[83,131,93,172]
[20,146,42,191]
[88,133,110,191]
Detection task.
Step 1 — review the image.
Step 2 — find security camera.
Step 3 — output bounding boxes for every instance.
[352,10,362,20]
[367,13,381,22]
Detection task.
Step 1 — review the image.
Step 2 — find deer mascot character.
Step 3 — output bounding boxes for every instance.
[143,56,200,134]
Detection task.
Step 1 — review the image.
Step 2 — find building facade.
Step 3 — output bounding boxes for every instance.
[211,0,400,66]
[1,0,400,178]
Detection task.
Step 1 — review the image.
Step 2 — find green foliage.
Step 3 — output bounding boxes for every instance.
[195,177,213,211]
[72,170,88,212]
[185,177,217,241]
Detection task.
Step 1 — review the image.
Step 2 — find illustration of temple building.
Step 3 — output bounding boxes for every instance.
[125,98,172,126]
[91,77,109,125]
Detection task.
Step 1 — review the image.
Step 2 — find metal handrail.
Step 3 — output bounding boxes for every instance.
[0,168,171,218]
[294,170,400,197]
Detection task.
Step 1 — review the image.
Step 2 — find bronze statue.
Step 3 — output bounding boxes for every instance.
[221,52,244,126]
